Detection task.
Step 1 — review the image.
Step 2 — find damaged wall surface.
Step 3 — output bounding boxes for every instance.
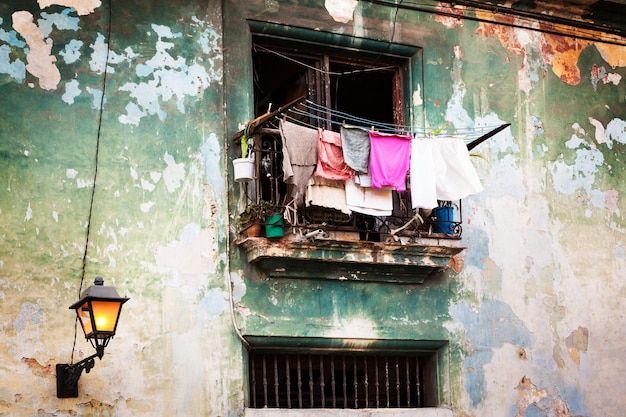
[0,0,624,416]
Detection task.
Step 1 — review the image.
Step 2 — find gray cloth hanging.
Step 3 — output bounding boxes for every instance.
[340,125,370,173]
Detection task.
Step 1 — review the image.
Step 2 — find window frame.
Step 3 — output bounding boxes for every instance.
[242,23,454,243]
[243,337,452,411]
[251,30,412,131]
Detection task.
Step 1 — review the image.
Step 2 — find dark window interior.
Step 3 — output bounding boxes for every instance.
[252,46,310,116]
[252,39,401,129]
[330,64,395,125]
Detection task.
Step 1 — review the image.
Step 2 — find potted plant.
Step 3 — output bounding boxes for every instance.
[238,200,285,238]
[237,201,264,238]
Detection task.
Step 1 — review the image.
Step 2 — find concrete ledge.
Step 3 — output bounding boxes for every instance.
[236,236,465,283]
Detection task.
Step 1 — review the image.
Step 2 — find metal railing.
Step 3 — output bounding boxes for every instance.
[249,351,431,409]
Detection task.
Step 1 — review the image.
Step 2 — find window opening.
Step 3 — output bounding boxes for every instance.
[237,35,494,244]
[329,61,395,126]
[246,38,442,242]
[252,40,403,130]
[248,350,440,409]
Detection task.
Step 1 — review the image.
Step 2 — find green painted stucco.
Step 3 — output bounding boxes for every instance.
[0,0,624,416]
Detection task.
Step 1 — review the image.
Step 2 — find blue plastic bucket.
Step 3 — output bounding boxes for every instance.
[433,206,455,234]
[265,213,284,238]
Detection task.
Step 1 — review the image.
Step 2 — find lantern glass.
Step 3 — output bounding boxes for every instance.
[91,300,122,333]
[76,302,93,336]
[75,299,123,338]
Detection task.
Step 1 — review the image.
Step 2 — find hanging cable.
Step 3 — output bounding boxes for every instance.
[388,0,402,44]
[254,44,397,76]
[71,0,112,365]
[298,99,508,138]
[363,0,626,47]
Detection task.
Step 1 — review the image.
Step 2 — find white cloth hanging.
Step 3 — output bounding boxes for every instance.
[305,176,351,215]
[345,177,393,216]
[433,136,483,201]
[411,136,483,209]
[410,138,437,209]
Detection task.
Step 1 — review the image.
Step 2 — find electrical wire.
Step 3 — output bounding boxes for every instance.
[388,0,402,44]
[298,99,507,138]
[70,0,112,365]
[254,44,397,76]
[363,0,626,47]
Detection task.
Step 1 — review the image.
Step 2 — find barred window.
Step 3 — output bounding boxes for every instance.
[248,350,441,409]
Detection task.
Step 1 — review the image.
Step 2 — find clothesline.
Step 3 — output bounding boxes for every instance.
[232,96,510,151]
[279,99,510,146]
[278,117,485,214]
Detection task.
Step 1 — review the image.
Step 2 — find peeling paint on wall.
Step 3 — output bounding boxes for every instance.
[445,45,474,129]
[596,43,626,67]
[2,7,223,127]
[11,11,60,90]
[162,152,186,193]
[475,17,594,87]
[448,300,532,407]
[118,21,222,125]
[591,64,623,90]
[38,9,80,37]
[515,376,585,417]
[435,4,464,28]
[38,0,101,16]
[565,326,588,365]
[515,376,547,417]
[200,133,226,199]
[324,0,358,23]
[547,124,612,214]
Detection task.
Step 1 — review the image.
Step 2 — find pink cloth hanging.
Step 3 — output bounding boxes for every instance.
[368,131,412,192]
[313,128,353,181]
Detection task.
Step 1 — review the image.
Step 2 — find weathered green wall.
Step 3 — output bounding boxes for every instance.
[0,0,624,416]
[1,0,243,415]
[224,1,626,416]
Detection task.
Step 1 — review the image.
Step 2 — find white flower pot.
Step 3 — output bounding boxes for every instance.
[232,157,255,182]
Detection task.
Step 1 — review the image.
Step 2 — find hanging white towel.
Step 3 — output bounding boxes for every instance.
[305,176,351,215]
[410,137,438,209]
[410,136,483,209]
[345,177,393,216]
[432,136,483,201]
[354,172,373,187]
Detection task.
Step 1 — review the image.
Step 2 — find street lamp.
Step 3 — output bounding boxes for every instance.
[56,276,129,398]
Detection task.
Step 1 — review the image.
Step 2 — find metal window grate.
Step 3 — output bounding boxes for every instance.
[248,351,432,409]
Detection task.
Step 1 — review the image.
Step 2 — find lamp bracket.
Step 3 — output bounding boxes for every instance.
[56,349,103,398]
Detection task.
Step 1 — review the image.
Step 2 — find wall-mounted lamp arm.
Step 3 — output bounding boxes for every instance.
[56,347,104,398]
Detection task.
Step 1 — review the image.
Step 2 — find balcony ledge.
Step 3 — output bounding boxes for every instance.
[236,235,465,284]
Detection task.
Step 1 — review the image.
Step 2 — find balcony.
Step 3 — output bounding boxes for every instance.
[234,131,466,282]
[231,100,500,283]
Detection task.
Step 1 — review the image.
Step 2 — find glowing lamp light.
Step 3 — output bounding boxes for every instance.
[56,276,129,398]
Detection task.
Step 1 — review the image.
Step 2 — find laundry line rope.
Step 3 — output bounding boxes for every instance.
[276,99,510,144]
